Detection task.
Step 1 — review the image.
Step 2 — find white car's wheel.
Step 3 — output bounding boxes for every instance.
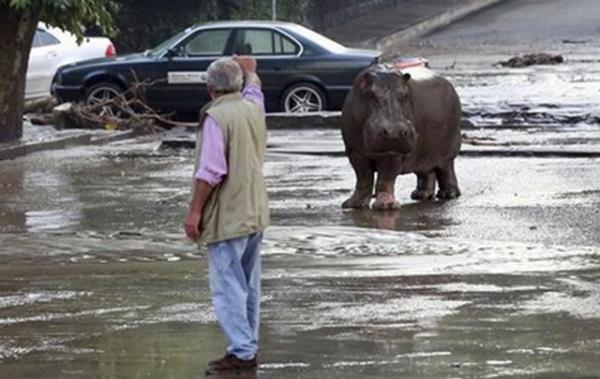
[282,83,326,113]
[85,82,124,118]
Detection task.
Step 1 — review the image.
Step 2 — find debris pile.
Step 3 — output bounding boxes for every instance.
[497,53,564,68]
[24,70,193,134]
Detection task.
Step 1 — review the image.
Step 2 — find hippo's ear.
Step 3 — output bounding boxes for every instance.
[355,71,376,92]
[402,73,411,81]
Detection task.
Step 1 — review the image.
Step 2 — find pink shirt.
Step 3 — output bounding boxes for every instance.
[195,84,265,186]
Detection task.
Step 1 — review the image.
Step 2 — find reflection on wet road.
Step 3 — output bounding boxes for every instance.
[0,228,599,378]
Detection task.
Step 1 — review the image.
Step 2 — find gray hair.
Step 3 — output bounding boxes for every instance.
[206,58,243,94]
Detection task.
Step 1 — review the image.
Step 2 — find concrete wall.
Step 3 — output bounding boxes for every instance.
[307,0,400,30]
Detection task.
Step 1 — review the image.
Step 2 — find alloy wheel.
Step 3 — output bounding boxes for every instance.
[86,85,123,118]
[284,85,324,113]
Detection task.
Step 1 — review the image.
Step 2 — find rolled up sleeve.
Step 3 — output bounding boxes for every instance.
[242,84,265,114]
[196,116,228,187]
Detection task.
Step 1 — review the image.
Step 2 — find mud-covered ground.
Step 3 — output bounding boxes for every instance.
[403,0,600,151]
[2,1,600,377]
[1,137,600,378]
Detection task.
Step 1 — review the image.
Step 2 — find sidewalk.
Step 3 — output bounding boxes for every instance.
[322,0,504,49]
[0,122,134,161]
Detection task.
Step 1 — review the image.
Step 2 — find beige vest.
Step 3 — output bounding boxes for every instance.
[192,92,269,244]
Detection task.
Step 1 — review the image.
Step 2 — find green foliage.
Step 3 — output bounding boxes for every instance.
[3,0,119,40]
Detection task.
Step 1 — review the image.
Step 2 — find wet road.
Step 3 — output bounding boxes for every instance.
[423,0,600,53]
[401,0,600,151]
[1,138,600,378]
[2,1,600,377]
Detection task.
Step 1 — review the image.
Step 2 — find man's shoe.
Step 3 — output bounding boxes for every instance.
[205,354,257,375]
[208,353,234,368]
[208,353,258,367]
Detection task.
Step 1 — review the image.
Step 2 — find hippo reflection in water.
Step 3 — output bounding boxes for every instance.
[341,64,462,210]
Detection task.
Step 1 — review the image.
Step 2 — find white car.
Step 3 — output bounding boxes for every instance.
[26,24,116,100]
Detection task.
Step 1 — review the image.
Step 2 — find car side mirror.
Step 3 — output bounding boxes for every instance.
[165,47,179,59]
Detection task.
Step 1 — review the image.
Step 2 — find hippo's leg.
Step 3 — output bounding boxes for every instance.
[435,160,461,199]
[342,151,374,209]
[411,171,437,200]
[373,164,400,210]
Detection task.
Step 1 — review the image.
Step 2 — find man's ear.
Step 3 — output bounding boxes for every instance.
[207,84,216,100]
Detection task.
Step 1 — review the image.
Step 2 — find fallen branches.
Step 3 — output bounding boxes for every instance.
[29,69,197,134]
[24,96,57,113]
[496,53,564,68]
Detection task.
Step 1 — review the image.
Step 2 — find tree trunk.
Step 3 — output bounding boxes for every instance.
[0,4,39,143]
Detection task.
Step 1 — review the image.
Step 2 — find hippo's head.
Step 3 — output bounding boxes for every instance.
[355,67,417,155]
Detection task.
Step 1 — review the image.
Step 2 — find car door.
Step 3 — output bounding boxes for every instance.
[230,27,302,111]
[147,28,233,113]
[26,29,61,99]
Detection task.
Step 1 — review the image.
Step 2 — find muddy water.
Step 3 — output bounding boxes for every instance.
[1,137,600,378]
[442,53,600,151]
[398,6,600,151]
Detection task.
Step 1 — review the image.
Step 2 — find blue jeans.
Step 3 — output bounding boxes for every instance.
[208,232,262,360]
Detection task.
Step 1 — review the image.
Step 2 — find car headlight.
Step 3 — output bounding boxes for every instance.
[52,70,62,85]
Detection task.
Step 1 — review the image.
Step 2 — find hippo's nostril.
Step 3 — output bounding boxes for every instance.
[382,128,390,138]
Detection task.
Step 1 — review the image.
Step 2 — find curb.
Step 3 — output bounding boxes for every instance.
[267,112,341,130]
[0,130,135,161]
[0,134,91,161]
[90,130,136,145]
[366,0,506,51]
[268,147,600,159]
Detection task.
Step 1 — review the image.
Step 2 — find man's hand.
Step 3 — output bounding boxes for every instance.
[233,55,257,74]
[233,55,261,88]
[185,180,214,241]
[184,211,202,241]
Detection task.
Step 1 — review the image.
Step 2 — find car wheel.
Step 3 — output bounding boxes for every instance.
[85,82,125,118]
[282,83,326,113]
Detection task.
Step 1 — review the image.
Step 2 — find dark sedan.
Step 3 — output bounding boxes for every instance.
[52,21,380,113]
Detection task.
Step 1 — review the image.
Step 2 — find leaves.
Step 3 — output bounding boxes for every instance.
[4,0,119,42]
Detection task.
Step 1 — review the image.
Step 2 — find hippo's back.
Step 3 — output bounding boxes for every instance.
[401,66,462,172]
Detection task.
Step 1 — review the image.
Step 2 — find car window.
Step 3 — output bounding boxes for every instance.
[34,30,60,47]
[274,32,299,54]
[148,28,190,56]
[32,31,43,48]
[40,30,60,46]
[234,29,299,56]
[183,29,230,56]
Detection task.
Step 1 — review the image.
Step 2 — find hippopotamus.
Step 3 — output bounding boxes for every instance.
[341,64,462,210]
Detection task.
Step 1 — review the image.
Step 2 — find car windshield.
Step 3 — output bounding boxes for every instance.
[284,24,347,53]
[147,28,191,56]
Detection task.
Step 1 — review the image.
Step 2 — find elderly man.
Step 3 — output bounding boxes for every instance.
[184,56,269,375]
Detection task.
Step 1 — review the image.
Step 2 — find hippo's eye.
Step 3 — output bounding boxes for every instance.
[396,87,409,99]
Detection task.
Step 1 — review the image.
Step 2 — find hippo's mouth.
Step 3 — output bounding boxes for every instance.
[364,135,415,156]
[363,125,416,156]
[367,150,410,157]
